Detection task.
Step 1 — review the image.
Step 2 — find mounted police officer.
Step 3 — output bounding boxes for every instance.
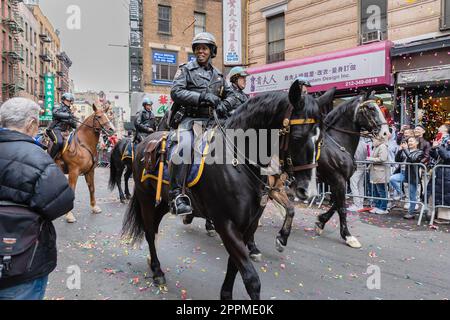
[168,32,234,216]
[222,66,250,116]
[134,97,157,144]
[47,92,77,159]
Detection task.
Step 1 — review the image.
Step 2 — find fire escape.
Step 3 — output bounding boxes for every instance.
[2,0,25,97]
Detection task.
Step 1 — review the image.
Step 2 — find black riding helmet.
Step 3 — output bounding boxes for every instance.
[192,32,217,58]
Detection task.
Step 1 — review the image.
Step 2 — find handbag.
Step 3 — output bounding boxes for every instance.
[0,203,44,279]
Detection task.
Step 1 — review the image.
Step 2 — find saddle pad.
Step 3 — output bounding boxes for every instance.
[121,141,135,161]
[141,130,214,188]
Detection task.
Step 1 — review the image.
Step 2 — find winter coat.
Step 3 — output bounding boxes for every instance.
[417,136,431,166]
[48,102,77,131]
[428,143,450,206]
[0,129,74,289]
[394,148,424,185]
[367,139,390,184]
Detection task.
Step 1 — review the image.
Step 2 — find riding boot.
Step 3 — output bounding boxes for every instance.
[168,163,192,216]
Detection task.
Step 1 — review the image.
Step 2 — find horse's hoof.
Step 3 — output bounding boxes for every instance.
[250,253,262,263]
[345,236,362,249]
[275,238,285,253]
[206,229,217,237]
[65,212,77,223]
[182,215,194,225]
[153,276,166,286]
[120,198,126,204]
[91,206,102,214]
[126,194,132,200]
[315,222,323,236]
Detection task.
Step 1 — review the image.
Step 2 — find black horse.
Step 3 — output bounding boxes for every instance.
[247,95,389,254]
[314,96,388,248]
[109,138,133,203]
[121,80,330,300]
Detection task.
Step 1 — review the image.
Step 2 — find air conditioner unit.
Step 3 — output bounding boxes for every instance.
[361,30,383,44]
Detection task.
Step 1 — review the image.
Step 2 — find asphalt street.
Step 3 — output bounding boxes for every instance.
[45,168,450,300]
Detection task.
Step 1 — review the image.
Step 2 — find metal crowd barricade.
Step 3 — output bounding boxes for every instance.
[308,161,430,226]
[430,164,450,225]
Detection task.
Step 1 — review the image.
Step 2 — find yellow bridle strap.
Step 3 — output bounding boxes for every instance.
[316,141,322,161]
[289,118,316,125]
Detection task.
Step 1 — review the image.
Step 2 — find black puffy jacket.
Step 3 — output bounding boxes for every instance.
[0,129,74,289]
[394,148,424,185]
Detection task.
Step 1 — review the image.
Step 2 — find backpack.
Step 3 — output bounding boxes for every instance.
[0,204,44,280]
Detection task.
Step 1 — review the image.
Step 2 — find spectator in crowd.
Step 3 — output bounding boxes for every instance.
[390,136,424,219]
[348,137,368,212]
[367,136,390,214]
[108,133,118,148]
[414,125,431,166]
[387,127,398,163]
[0,98,74,300]
[376,98,394,126]
[396,125,415,145]
[427,125,450,221]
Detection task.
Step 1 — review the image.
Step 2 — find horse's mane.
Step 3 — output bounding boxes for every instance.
[323,95,361,127]
[226,92,319,130]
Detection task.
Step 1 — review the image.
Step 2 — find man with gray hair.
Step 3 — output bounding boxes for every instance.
[0,98,74,300]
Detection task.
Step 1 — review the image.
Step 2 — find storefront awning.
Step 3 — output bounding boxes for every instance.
[245,41,393,94]
[397,65,450,85]
[391,36,450,57]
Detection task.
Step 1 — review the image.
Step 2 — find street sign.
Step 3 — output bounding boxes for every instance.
[40,73,55,121]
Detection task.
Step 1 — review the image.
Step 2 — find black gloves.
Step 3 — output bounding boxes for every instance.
[146,128,155,134]
[216,103,229,118]
[199,92,221,107]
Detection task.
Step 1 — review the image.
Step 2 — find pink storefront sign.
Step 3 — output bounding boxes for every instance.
[245,41,393,94]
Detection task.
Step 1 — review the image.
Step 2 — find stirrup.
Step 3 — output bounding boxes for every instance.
[171,194,193,216]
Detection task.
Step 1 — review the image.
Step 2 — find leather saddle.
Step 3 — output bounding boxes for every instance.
[143,131,169,173]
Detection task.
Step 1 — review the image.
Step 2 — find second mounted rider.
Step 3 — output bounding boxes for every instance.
[134,97,157,144]
[47,92,77,159]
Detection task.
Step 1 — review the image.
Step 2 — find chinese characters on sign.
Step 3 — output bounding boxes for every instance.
[223,0,242,65]
[245,45,392,94]
[40,73,55,121]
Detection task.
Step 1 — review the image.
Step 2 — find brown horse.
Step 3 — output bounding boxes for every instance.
[52,103,115,223]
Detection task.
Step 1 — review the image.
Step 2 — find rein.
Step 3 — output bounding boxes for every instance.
[212,103,320,191]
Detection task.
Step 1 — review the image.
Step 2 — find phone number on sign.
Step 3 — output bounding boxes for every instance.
[345,78,379,87]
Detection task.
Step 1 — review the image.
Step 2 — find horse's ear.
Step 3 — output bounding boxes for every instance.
[288,79,303,106]
[92,103,97,112]
[316,87,336,116]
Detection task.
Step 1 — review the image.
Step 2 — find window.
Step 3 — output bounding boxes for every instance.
[158,5,171,34]
[360,0,387,43]
[267,14,285,63]
[194,12,206,36]
[25,23,28,42]
[442,0,450,30]
[152,50,178,85]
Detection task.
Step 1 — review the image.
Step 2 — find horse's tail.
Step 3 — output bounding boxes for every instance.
[108,146,118,191]
[121,189,145,244]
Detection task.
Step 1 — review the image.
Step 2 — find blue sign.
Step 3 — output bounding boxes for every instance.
[153,51,177,64]
[188,54,196,63]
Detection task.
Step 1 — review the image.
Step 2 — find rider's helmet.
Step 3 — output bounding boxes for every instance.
[228,66,249,83]
[192,32,217,58]
[62,92,75,103]
[294,76,312,87]
[142,97,153,107]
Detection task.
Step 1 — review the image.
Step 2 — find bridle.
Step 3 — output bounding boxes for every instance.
[324,100,387,139]
[279,104,321,175]
[73,113,114,136]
